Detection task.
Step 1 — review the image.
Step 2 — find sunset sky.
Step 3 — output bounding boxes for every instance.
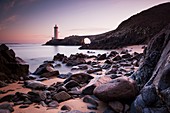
[0,0,169,43]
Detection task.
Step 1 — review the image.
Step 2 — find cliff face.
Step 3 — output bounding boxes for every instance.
[131,23,170,113]
[79,2,170,49]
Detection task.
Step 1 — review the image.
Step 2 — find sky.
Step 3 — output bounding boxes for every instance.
[0,0,169,43]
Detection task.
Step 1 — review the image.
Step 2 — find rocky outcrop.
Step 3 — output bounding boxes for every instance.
[0,44,29,86]
[79,2,170,49]
[132,24,170,113]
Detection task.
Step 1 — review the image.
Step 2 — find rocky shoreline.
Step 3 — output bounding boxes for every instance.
[0,43,144,113]
[0,24,170,113]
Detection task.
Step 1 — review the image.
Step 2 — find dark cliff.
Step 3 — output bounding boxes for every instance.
[80,2,170,49]
[45,2,170,49]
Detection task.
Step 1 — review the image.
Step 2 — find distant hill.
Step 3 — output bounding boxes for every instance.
[45,2,170,49]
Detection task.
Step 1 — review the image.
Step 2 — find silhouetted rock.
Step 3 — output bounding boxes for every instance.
[80,2,170,49]
[0,44,29,84]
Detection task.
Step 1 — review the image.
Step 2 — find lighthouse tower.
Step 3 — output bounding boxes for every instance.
[54,24,58,39]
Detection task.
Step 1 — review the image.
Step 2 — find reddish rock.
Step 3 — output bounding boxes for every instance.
[52,91,71,102]
[93,76,138,102]
[82,76,112,95]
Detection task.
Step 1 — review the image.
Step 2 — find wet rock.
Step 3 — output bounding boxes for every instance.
[64,80,80,89]
[97,53,106,60]
[83,95,98,106]
[53,53,65,61]
[82,76,112,95]
[104,60,113,64]
[94,76,138,102]
[87,68,102,74]
[0,109,10,113]
[61,105,72,111]
[122,53,132,59]
[112,55,121,61]
[41,70,59,78]
[52,91,71,102]
[108,51,118,58]
[24,80,46,90]
[64,73,94,84]
[108,101,124,113]
[0,103,14,112]
[33,63,56,76]
[0,94,15,102]
[48,100,59,107]
[120,49,128,54]
[66,58,86,66]
[105,67,118,75]
[27,91,47,102]
[40,101,47,107]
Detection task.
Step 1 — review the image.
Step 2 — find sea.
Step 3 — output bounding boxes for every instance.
[6,44,111,73]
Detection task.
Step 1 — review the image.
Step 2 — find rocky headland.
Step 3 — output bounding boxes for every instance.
[45,2,170,50]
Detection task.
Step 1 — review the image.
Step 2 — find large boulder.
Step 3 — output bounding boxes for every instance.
[94,76,137,102]
[132,24,170,113]
[0,44,29,83]
[82,76,112,95]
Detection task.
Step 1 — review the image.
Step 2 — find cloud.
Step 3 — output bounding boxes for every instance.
[0,15,17,31]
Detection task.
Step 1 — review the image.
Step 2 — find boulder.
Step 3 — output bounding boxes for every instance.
[94,76,138,102]
[64,73,94,84]
[0,44,29,83]
[82,76,112,95]
[83,95,98,106]
[48,100,59,107]
[33,63,57,77]
[97,53,106,60]
[53,53,65,61]
[24,80,46,90]
[61,105,72,111]
[52,91,71,102]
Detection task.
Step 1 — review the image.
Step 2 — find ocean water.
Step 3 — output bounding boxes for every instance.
[7,44,110,73]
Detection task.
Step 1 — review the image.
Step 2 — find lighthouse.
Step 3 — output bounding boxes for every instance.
[54,24,58,39]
